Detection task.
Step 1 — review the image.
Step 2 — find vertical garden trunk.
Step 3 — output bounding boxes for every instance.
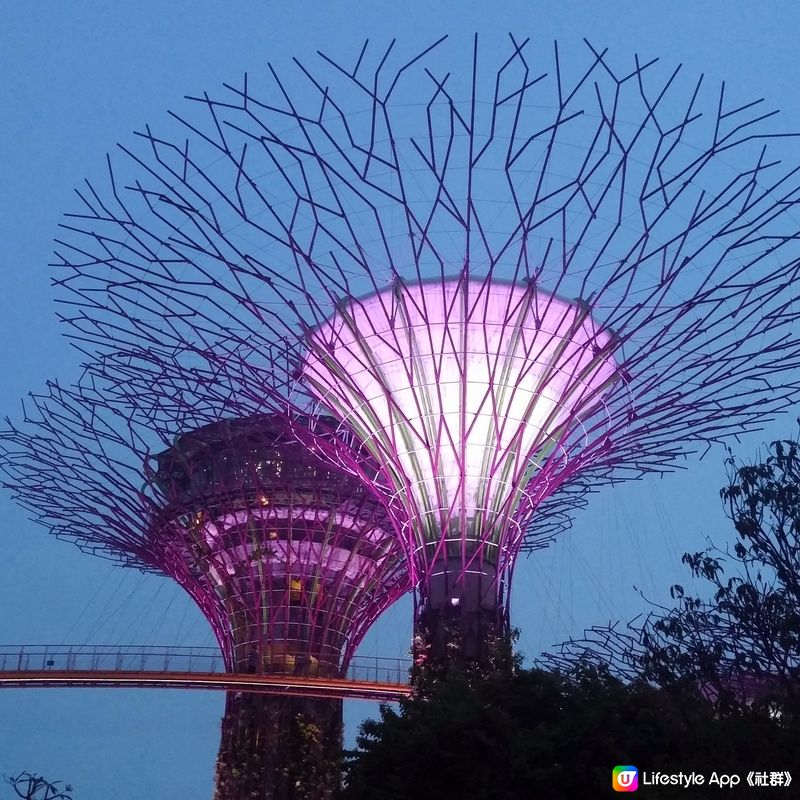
[214,691,343,800]
[413,557,508,678]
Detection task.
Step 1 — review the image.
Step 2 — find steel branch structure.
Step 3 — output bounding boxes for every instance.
[537,620,650,684]
[0,384,408,799]
[149,414,403,676]
[48,36,800,667]
[538,617,799,709]
[301,277,618,661]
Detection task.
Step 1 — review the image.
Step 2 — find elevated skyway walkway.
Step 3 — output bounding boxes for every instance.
[0,645,412,702]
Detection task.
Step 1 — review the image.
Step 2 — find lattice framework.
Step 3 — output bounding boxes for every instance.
[42,35,800,642]
[0,383,408,675]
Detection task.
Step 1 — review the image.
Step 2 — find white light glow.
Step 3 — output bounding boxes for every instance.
[303,278,618,549]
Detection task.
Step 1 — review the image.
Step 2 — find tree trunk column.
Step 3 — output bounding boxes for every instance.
[214,691,343,800]
[414,558,507,674]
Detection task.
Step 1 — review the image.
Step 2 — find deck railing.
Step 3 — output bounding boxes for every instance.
[0,645,411,685]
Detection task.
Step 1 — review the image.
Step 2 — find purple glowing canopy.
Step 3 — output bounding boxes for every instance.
[41,37,800,637]
[149,414,407,673]
[0,382,409,675]
[303,276,617,568]
[53,37,800,512]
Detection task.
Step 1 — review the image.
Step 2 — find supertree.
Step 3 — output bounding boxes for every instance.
[0,380,408,799]
[47,36,800,672]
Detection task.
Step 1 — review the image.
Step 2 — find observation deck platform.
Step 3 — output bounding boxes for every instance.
[0,645,412,702]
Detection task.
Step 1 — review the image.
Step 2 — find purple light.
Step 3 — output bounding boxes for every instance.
[0,391,410,796]
[36,37,800,672]
[149,415,407,673]
[304,277,617,562]
[12,32,800,795]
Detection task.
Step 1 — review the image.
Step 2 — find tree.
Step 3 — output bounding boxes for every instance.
[5,774,73,800]
[342,667,797,800]
[542,437,800,714]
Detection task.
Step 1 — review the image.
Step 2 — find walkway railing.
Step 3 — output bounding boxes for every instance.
[0,645,412,701]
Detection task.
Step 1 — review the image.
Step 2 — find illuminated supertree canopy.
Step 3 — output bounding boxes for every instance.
[0,381,408,799]
[149,413,404,676]
[49,36,800,666]
[301,277,618,660]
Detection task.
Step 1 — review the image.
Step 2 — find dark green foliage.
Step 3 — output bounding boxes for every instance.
[541,437,800,718]
[410,626,521,698]
[638,439,800,711]
[342,668,798,799]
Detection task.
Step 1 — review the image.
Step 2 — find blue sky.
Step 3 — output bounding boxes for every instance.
[2,2,800,796]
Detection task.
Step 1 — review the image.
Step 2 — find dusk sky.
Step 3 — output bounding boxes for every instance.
[2,3,800,796]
